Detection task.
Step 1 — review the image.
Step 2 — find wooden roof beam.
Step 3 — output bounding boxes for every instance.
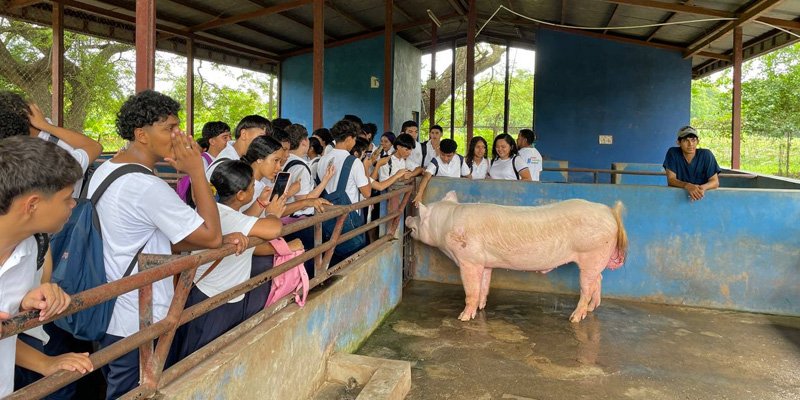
[446,0,466,17]
[189,0,312,32]
[602,0,734,18]
[645,0,694,42]
[8,0,42,9]
[603,4,621,34]
[324,0,371,31]
[684,0,784,58]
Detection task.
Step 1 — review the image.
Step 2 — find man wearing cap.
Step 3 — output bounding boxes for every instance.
[663,125,720,201]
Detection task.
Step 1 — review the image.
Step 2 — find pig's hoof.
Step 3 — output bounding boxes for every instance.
[478,299,487,310]
[458,308,477,321]
[569,308,587,323]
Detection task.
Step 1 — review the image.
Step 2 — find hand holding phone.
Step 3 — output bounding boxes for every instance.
[271,172,291,201]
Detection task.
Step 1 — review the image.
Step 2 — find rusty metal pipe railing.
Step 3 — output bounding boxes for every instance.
[5,183,413,400]
[543,167,757,179]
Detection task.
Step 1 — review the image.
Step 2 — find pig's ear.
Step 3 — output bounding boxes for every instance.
[442,191,459,203]
[418,202,429,218]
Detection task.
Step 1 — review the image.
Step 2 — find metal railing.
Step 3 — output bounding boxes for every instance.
[543,167,757,184]
[2,184,413,400]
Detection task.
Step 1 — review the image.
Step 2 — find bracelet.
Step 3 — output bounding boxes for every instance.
[256,199,268,209]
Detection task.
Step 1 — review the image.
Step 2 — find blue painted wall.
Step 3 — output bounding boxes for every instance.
[412,179,800,317]
[535,28,691,181]
[281,36,386,132]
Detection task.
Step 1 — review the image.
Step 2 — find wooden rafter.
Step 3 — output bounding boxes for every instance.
[325,1,371,31]
[238,0,337,41]
[189,0,312,33]
[447,0,466,16]
[603,4,620,34]
[645,0,694,42]
[8,0,42,9]
[684,0,784,58]
[505,0,523,38]
[561,0,568,25]
[394,2,430,36]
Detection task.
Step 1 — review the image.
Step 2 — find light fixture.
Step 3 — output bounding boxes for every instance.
[427,9,442,28]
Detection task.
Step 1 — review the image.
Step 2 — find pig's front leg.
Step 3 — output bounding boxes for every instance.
[570,268,602,323]
[478,268,492,310]
[457,261,483,321]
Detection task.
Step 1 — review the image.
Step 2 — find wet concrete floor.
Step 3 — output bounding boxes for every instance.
[356,281,800,400]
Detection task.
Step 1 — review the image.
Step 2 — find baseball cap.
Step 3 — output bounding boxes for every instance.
[677,125,698,139]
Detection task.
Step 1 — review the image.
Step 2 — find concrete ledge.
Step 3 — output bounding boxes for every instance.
[326,353,411,400]
[159,239,404,399]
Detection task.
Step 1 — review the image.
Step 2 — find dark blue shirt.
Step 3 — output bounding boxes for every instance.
[663,147,721,185]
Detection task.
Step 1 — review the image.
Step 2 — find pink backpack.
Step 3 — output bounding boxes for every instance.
[176,152,213,203]
[265,238,309,307]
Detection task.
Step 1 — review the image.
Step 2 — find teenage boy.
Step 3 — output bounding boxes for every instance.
[0,91,103,197]
[87,90,224,399]
[284,124,330,217]
[206,115,271,179]
[421,125,444,169]
[516,129,543,182]
[400,120,426,177]
[0,136,94,397]
[413,138,469,206]
[663,125,721,201]
[198,121,232,168]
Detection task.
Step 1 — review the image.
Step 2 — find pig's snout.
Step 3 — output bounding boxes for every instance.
[405,216,419,238]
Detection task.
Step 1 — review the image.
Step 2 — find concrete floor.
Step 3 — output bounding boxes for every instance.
[357,281,800,400]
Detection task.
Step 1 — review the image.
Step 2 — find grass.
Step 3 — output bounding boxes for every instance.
[703,133,800,178]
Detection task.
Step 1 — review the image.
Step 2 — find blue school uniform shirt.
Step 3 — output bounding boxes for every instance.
[662,147,721,185]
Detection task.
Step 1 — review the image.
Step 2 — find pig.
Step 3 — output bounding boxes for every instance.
[405,191,627,323]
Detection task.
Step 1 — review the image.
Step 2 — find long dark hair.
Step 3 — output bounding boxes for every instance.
[466,136,488,170]
[491,133,518,162]
[210,160,253,205]
[241,135,283,164]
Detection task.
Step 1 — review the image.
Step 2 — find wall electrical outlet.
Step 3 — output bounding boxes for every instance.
[599,135,613,145]
[370,76,380,88]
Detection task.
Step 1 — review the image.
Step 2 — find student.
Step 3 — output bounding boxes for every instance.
[86,90,224,399]
[516,129,543,182]
[343,114,364,134]
[465,136,490,180]
[400,120,425,177]
[421,125,444,168]
[206,115,270,179]
[373,131,395,160]
[0,137,93,397]
[663,125,721,201]
[197,121,232,169]
[361,122,378,154]
[175,160,284,360]
[271,118,292,131]
[284,124,333,217]
[413,138,469,206]
[239,135,287,215]
[312,128,334,156]
[488,133,532,181]
[271,127,291,151]
[371,133,414,188]
[0,91,103,197]
[307,136,324,178]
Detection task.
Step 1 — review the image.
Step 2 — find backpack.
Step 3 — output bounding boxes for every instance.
[420,140,429,166]
[265,238,309,307]
[321,156,366,257]
[176,153,213,203]
[33,233,49,271]
[283,159,311,176]
[429,154,464,177]
[49,164,153,341]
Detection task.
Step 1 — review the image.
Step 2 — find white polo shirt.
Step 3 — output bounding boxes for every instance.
[407,143,423,170]
[240,179,267,214]
[421,141,437,168]
[205,142,240,180]
[467,158,489,179]
[284,154,314,215]
[88,161,204,338]
[37,131,90,198]
[317,148,370,204]
[194,203,258,303]
[517,146,543,182]
[0,236,37,396]
[377,155,407,182]
[426,155,469,178]
[489,156,529,180]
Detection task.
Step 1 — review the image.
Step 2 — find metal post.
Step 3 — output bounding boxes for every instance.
[449,39,455,139]
[51,2,64,126]
[312,0,324,129]
[503,44,510,134]
[383,0,394,132]
[731,27,743,169]
[186,38,195,136]
[465,0,477,144]
[135,0,156,92]
[428,22,437,128]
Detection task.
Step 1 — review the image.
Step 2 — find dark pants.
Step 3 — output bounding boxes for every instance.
[99,334,139,400]
[243,255,273,319]
[173,286,244,361]
[14,333,44,391]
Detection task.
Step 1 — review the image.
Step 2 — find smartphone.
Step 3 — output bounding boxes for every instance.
[364,150,373,158]
[271,172,291,201]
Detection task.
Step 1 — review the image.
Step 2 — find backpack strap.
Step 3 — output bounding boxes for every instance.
[420,140,428,165]
[34,233,49,271]
[512,155,520,180]
[430,158,439,176]
[283,159,311,176]
[332,156,357,197]
[194,258,224,284]
[200,152,213,165]
[206,157,231,175]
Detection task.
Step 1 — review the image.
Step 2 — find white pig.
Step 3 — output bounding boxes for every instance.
[406,191,627,323]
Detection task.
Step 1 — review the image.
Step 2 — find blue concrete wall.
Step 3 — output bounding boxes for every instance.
[280,36,386,131]
[413,179,800,316]
[534,28,691,182]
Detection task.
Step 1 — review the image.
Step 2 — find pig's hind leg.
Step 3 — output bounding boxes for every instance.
[457,261,484,321]
[570,262,605,323]
[478,268,493,310]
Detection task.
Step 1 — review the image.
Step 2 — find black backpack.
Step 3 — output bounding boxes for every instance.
[33,233,49,271]
[429,154,464,176]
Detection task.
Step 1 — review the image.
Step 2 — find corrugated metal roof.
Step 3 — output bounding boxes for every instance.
[1,0,798,78]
